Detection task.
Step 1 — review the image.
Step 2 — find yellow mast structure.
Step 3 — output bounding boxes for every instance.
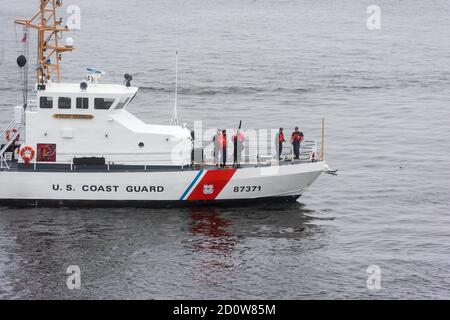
[15,0,74,85]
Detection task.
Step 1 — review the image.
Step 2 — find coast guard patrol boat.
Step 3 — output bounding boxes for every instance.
[0,0,329,206]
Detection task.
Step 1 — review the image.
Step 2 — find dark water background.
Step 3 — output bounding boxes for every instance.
[1,0,450,299]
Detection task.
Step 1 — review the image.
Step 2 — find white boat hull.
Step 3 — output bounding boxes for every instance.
[0,162,326,206]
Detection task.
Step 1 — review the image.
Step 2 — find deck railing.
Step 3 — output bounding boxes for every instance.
[1,123,321,171]
[0,120,23,170]
[0,120,16,145]
[199,139,319,166]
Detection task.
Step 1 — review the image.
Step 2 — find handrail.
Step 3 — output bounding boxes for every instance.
[0,127,22,155]
[9,139,319,171]
[24,159,193,171]
[0,120,16,145]
[0,118,23,170]
[200,139,318,166]
[57,151,187,156]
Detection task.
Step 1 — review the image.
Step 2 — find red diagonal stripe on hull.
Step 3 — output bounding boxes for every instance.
[187,169,237,201]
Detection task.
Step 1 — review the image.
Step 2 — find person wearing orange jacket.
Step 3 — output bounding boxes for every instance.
[275,127,285,160]
[220,129,227,167]
[291,126,304,160]
[212,129,222,167]
[232,129,245,168]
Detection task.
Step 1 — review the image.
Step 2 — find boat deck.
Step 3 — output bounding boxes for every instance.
[1,137,319,172]
[0,157,317,173]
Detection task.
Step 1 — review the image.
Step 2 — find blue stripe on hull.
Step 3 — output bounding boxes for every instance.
[179,169,204,200]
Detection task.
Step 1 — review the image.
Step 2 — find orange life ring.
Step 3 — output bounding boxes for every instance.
[19,145,35,164]
[5,128,19,142]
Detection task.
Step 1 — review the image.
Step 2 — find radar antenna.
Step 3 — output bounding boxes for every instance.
[15,0,74,84]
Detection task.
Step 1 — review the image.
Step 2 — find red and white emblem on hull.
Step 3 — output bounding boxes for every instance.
[182,169,237,201]
[202,184,214,195]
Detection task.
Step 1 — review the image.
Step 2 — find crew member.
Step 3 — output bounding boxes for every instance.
[275,127,285,160]
[213,129,222,167]
[232,129,245,168]
[291,126,304,160]
[221,129,227,167]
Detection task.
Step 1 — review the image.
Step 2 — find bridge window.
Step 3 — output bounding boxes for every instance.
[76,97,89,109]
[94,98,115,110]
[39,96,53,109]
[58,97,72,109]
[115,97,130,109]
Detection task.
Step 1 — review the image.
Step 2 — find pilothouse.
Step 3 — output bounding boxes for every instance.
[24,71,192,167]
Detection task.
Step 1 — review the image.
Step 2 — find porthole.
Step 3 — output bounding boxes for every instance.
[138,142,144,148]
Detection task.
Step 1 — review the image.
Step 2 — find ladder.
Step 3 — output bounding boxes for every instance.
[0,120,22,169]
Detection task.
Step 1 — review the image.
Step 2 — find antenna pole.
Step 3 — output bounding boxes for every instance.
[171,51,179,126]
[21,27,30,107]
[15,0,74,84]
[321,117,325,161]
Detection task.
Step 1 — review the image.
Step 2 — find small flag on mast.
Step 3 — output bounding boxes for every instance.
[21,33,27,43]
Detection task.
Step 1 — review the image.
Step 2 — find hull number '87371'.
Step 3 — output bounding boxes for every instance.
[233,185,262,192]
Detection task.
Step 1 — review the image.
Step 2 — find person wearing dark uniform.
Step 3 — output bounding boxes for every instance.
[291,126,304,160]
[221,129,227,167]
[275,127,285,160]
[213,129,222,167]
[232,129,245,168]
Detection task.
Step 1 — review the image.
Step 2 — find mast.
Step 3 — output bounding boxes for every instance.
[15,0,74,85]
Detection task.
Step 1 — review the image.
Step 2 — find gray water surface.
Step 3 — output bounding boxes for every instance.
[0,0,450,299]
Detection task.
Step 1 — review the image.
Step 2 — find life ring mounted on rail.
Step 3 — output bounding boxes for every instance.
[19,145,36,164]
[5,128,20,143]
